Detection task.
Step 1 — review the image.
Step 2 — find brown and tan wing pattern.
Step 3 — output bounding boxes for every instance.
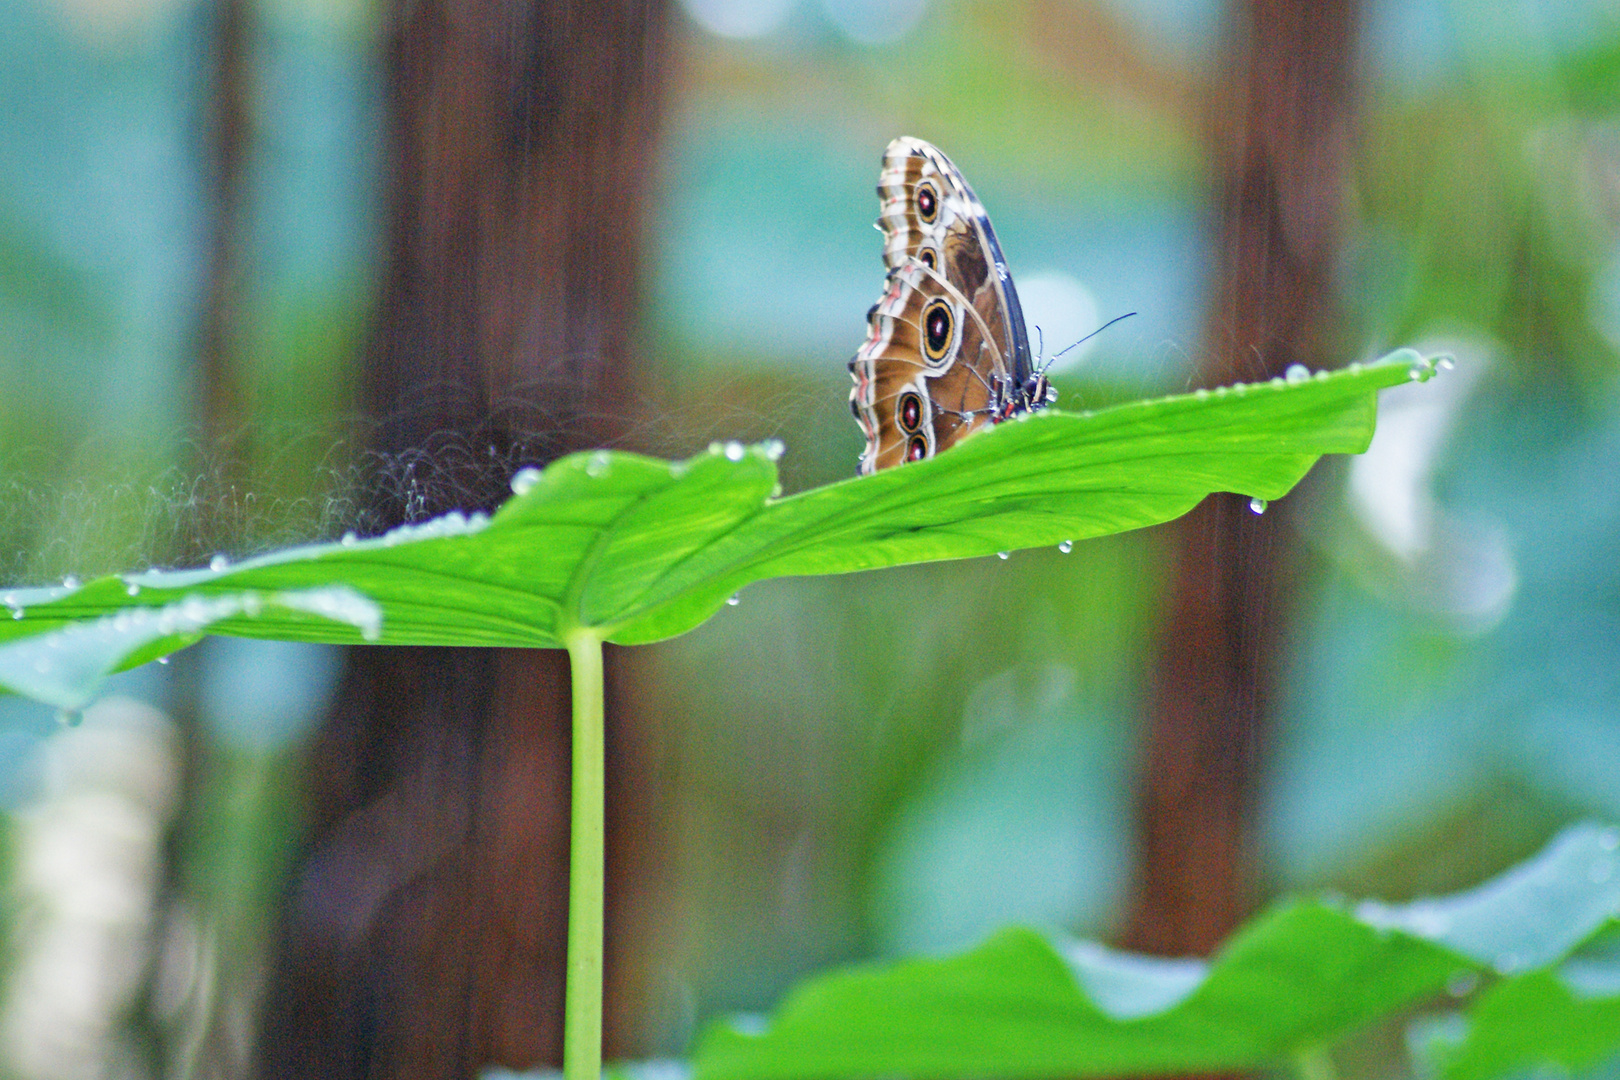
[849,260,1002,471]
[849,137,1038,474]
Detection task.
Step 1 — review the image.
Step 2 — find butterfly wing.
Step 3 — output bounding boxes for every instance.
[849,137,1035,474]
[849,258,1005,471]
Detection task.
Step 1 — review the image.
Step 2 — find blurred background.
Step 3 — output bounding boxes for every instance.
[1,0,1619,1077]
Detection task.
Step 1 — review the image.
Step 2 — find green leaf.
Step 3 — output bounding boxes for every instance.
[1353,822,1620,973]
[690,823,1620,1080]
[0,350,1432,702]
[1436,924,1620,1080]
[0,587,379,711]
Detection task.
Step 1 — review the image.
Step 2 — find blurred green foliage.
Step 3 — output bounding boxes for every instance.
[1,0,1618,1077]
[690,824,1620,1080]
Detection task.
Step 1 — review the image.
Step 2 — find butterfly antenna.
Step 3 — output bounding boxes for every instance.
[1037,311,1138,374]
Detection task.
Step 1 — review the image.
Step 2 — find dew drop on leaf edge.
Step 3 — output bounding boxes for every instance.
[510,468,541,496]
[1058,540,1073,553]
[1249,498,1268,514]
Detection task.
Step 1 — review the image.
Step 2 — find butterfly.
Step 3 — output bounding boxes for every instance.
[848,136,1053,474]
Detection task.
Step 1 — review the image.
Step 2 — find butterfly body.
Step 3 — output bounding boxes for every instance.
[849,137,1053,474]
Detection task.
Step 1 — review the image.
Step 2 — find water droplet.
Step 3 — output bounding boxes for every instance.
[1589,858,1613,884]
[1407,364,1426,381]
[209,554,229,572]
[1347,361,1363,373]
[125,583,140,596]
[586,451,611,477]
[1249,498,1268,515]
[1194,388,1210,400]
[996,551,1010,561]
[510,468,541,496]
[61,575,79,589]
[770,484,783,498]
[1446,970,1479,998]
[157,656,170,665]
[726,593,740,607]
[341,531,358,546]
[1285,363,1310,384]
[1269,375,1285,388]
[10,608,22,620]
[763,438,786,461]
[1437,356,1455,370]
[1058,540,1074,554]
[707,441,723,455]
[56,708,82,727]
[724,441,746,462]
[1233,381,1249,395]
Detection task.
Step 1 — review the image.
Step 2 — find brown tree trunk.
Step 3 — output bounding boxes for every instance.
[255,3,665,1078]
[1121,0,1359,965]
[197,0,252,462]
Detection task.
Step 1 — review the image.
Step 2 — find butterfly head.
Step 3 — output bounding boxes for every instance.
[1032,372,1057,407]
[1000,370,1056,421]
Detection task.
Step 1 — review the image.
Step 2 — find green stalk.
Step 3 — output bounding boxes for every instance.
[564,630,606,1080]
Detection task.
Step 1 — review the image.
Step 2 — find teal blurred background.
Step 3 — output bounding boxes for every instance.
[1,0,1619,1075]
